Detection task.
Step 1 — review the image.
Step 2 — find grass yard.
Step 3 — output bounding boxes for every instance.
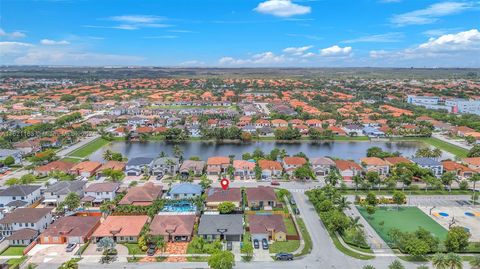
[357,206,448,244]
[60,157,82,163]
[122,243,145,255]
[68,138,110,158]
[295,218,312,257]
[284,217,297,236]
[269,240,300,253]
[0,246,25,256]
[392,137,469,158]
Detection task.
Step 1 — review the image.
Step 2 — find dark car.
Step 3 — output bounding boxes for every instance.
[295,208,300,215]
[253,239,260,249]
[147,244,156,256]
[262,238,269,250]
[275,253,294,261]
[66,243,77,252]
[289,198,296,205]
[226,241,233,251]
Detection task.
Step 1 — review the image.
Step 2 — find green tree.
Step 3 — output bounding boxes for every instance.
[388,260,405,269]
[3,156,15,166]
[218,202,235,214]
[363,266,376,269]
[365,191,378,206]
[57,192,80,212]
[445,252,463,269]
[432,253,447,269]
[470,255,480,269]
[441,172,457,191]
[5,178,19,186]
[20,174,36,184]
[392,191,406,209]
[445,226,470,252]
[467,145,480,157]
[208,250,235,269]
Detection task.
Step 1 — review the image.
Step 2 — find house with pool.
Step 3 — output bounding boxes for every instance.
[165,183,202,200]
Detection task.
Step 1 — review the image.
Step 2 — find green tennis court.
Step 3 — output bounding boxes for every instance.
[357,206,448,243]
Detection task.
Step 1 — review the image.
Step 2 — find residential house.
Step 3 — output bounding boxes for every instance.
[334,160,362,181]
[0,149,23,164]
[361,157,390,176]
[149,214,196,242]
[34,160,75,177]
[258,160,282,180]
[206,156,230,176]
[233,160,256,179]
[282,157,307,175]
[125,157,154,176]
[0,185,41,209]
[197,214,244,242]
[310,157,335,176]
[118,182,162,206]
[411,158,444,178]
[0,208,53,245]
[40,216,101,244]
[342,124,363,136]
[82,182,121,205]
[151,157,180,176]
[248,214,287,242]
[384,157,412,167]
[92,215,149,243]
[205,187,242,210]
[96,161,126,178]
[442,161,475,179]
[271,119,288,128]
[245,186,277,209]
[463,157,480,171]
[43,180,86,206]
[166,183,202,200]
[70,161,102,178]
[179,160,205,178]
[13,139,41,155]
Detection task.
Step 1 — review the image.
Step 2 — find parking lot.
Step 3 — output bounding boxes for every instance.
[407,195,473,207]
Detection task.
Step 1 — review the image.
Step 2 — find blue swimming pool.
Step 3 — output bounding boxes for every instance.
[161,201,197,212]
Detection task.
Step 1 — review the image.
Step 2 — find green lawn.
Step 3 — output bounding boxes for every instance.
[0,246,25,256]
[284,217,297,236]
[329,231,374,260]
[60,157,82,163]
[295,218,312,257]
[269,240,300,253]
[68,138,110,158]
[357,206,448,244]
[122,243,145,255]
[392,137,469,158]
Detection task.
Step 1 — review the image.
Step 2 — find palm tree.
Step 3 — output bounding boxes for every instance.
[349,216,364,229]
[103,149,113,161]
[388,260,405,269]
[352,175,363,192]
[445,253,463,269]
[470,174,480,205]
[363,266,375,269]
[432,148,442,159]
[470,255,480,269]
[432,253,447,269]
[173,145,183,160]
[336,196,351,211]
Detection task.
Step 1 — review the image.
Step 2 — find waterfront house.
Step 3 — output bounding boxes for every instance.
[463,157,480,171]
[118,182,162,206]
[411,158,444,178]
[92,215,148,243]
[151,157,180,176]
[166,183,202,200]
[334,160,362,181]
[258,160,282,180]
[43,180,86,206]
[248,214,287,242]
[96,161,126,178]
[342,124,363,136]
[205,187,242,210]
[282,157,307,175]
[82,182,121,205]
[310,157,335,176]
[245,186,277,209]
[149,214,196,242]
[197,214,243,242]
[125,157,154,176]
[271,119,288,128]
[0,185,41,209]
[40,216,101,244]
[384,157,412,167]
[233,160,256,179]
[69,161,102,178]
[179,160,205,178]
[206,156,230,176]
[441,161,475,179]
[361,157,390,176]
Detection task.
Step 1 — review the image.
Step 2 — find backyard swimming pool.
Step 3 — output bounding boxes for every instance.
[162,201,197,212]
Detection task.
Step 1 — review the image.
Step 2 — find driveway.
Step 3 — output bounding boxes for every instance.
[252,247,271,262]
[28,244,75,265]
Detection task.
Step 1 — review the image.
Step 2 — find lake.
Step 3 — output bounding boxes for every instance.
[88,140,437,162]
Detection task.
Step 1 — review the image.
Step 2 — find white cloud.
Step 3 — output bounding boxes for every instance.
[342,32,404,43]
[40,39,70,45]
[219,52,286,65]
[0,28,26,39]
[254,0,311,17]
[108,15,165,24]
[283,45,313,55]
[179,60,206,66]
[391,2,475,26]
[417,29,480,52]
[0,41,143,66]
[320,45,352,56]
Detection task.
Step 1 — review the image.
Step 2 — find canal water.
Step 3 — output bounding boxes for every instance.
[88,140,432,162]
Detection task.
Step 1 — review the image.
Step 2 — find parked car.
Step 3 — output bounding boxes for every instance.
[226,241,233,251]
[289,198,296,205]
[66,243,77,252]
[156,174,163,180]
[253,239,259,249]
[270,180,280,186]
[295,208,300,215]
[275,253,294,261]
[262,238,269,250]
[147,244,156,256]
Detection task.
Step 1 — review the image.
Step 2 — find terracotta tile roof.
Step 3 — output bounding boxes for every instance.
[283,157,307,166]
[245,186,276,202]
[464,157,480,166]
[42,216,100,237]
[442,161,474,173]
[205,187,242,203]
[99,161,126,171]
[149,214,195,237]
[35,160,75,173]
[71,161,102,173]
[207,156,230,165]
[258,160,282,171]
[361,157,387,166]
[92,215,148,237]
[384,157,412,166]
[233,160,255,170]
[118,182,163,206]
[334,160,361,171]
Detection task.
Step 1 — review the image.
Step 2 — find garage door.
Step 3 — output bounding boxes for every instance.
[225,234,241,242]
[127,172,137,176]
[68,236,81,244]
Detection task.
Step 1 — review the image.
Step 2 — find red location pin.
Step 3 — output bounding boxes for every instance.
[220,178,229,190]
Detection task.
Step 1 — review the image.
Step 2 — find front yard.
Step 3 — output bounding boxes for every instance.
[269,240,300,253]
[0,246,25,256]
[122,243,145,255]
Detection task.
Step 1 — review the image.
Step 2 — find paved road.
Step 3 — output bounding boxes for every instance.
[56,134,100,157]
[432,133,472,150]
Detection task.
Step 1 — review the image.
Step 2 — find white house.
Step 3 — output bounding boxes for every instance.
[0,185,42,209]
[82,182,121,205]
[0,208,53,238]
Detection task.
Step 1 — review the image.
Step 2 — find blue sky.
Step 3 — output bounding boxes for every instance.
[1,0,479,67]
